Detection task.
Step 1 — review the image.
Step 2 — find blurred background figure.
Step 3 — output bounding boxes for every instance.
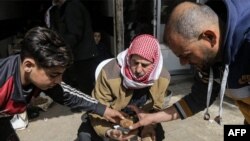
[93,30,113,63]
[46,0,100,95]
[93,31,101,45]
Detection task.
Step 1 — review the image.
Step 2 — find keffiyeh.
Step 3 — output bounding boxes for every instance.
[117,34,163,89]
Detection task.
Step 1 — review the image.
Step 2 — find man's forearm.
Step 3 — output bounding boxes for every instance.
[153,106,179,123]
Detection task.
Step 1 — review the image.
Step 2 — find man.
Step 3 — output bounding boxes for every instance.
[47,0,99,95]
[0,27,124,141]
[129,0,250,130]
[77,34,170,141]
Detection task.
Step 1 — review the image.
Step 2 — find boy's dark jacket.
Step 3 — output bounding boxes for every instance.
[0,55,105,117]
[173,0,250,122]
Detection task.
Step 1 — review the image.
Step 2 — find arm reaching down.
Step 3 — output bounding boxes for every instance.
[45,82,124,123]
[128,105,179,130]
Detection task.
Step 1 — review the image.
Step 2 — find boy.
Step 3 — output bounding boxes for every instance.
[0,27,123,141]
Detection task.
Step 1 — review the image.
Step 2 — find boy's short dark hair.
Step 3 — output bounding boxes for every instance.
[20,26,73,68]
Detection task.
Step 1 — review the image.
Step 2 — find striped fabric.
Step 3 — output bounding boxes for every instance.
[174,99,194,119]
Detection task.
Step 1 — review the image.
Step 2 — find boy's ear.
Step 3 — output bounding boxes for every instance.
[23,58,36,72]
[199,30,217,47]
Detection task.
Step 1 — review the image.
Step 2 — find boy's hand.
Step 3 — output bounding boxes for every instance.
[103,107,125,123]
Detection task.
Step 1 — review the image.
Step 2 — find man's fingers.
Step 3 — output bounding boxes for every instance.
[120,111,129,117]
[152,135,156,141]
[129,121,142,130]
[121,129,138,140]
[107,117,116,123]
[112,110,125,120]
[127,105,142,114]
[111,129,123,139]
[104,108,125,123]
[107,114,124,123]
[117,111,125,119]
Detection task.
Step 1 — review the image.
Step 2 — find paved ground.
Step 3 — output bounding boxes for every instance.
[16,74,244,141]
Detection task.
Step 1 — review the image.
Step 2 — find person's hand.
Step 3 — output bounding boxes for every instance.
[105,128,138,141]
[103,107,125,123]
[140,125,156,141]
[105,129,123,140]
[127,105,156,130]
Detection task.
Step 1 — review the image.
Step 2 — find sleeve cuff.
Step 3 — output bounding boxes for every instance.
[173,99,194,119]
[93,102,106,116]
[173,104,184,119]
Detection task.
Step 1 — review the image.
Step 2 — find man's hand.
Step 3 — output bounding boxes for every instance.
[106,129,123,140]
[128,105,180,130]
[140,125,156,141]
[127,105,156,130]
[103,107,125,123]
[106,128,138,141]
